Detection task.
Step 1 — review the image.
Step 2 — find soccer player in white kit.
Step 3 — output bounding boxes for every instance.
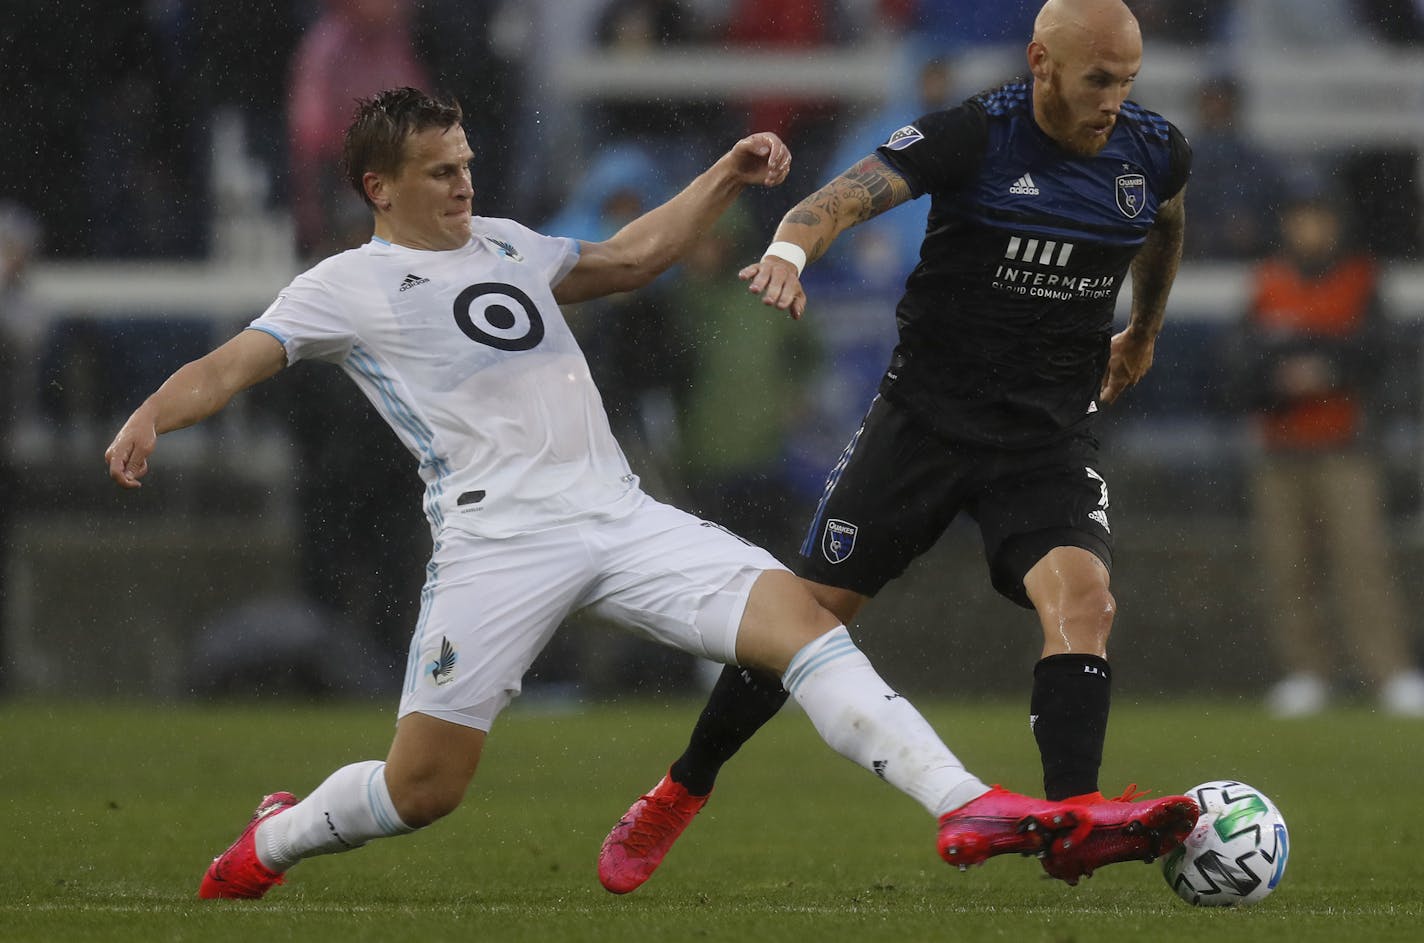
[105,88,1091,899]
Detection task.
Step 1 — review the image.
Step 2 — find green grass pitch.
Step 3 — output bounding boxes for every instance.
[2,698,1421,942]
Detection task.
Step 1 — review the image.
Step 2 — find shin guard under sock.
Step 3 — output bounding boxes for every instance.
[670,663,790,796]
[256,760,415,871]
[1030,653,1112,800]
[784,627,987,816]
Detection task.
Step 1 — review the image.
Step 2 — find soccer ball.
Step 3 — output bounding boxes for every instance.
[1160,780,1289,907]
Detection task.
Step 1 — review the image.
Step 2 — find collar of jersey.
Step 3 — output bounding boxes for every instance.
[368,235,478,252]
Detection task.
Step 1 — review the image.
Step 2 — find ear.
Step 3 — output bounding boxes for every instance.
[1027,41,1051,82]
[364,171,392,211]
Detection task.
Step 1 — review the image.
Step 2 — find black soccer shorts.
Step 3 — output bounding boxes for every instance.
[793,395,1113,609]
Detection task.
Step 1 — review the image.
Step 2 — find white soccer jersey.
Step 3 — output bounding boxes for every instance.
[250,218,640,538]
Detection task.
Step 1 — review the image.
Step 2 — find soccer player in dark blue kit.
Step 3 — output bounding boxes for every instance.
[600,0,1198,892]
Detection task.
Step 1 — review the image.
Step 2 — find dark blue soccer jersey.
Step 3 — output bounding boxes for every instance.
[873,80,1191,448]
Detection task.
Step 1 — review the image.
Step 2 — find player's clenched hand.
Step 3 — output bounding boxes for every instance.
[739,256,807,321]
[727,132,792,188]
[105,414,158,489]
[1099,327,1156,404]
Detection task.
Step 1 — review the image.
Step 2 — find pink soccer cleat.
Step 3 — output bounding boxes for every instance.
[936,785,1089,869]
[198,791,299,900]
[1041,784,1200,885]
[598,774,709,894]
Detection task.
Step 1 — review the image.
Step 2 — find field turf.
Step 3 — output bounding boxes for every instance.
[2,698,1420,942]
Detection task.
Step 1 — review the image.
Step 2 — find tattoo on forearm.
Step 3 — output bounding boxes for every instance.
[777,157,910,264]
[1130,194,1185,335]
[845,156,911,216]
[785,207,822,228]
[799,158,910,224]
[827,156,912,223]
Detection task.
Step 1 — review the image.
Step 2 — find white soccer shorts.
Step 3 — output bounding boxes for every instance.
[397,494,787,730]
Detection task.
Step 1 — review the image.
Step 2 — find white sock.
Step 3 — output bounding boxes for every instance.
[256,760,415,871]
[783,627,989,817]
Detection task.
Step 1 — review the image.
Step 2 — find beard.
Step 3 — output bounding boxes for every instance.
[1039,74,1113,157]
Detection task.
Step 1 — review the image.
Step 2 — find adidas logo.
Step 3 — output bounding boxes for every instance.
[399,273,430,292]
[1009,173,1040,195]
[1089,509,1111,533]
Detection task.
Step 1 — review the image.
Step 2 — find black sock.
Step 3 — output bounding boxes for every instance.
[668,664,789,796]
[1030,653,1111,800]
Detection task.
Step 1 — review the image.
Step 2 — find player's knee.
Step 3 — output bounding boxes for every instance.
[1086,582,1116,626]
[735,570,843,673]
[1068,582,1116,645]
[1040,580,1115,652]
[803,580,867,625]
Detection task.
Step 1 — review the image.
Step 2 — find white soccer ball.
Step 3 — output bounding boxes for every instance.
[1160,780,1289,907]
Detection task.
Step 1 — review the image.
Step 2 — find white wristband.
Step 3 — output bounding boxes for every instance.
[764,241,807,275]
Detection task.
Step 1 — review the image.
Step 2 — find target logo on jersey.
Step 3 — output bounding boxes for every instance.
[452,282,545,351]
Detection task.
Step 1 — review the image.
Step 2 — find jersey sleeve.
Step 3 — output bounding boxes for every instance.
[247,272,356,366]
[874,103,989,199]
[1160,122,1193,201]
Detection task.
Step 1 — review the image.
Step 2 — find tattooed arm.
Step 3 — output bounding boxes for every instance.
[774,154,914,263]
[740,154,914,320]
[1099,187,1187,404]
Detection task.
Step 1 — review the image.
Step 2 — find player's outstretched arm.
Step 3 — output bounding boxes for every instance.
[1100,186,1186,404]
[740,153,913,321]
[553,132,791,304]
[105,329,287,489]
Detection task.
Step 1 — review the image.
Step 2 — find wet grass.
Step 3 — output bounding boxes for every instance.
[2,697,1419,942]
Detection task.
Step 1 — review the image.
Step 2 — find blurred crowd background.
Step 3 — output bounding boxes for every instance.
[5,0,1424,710]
